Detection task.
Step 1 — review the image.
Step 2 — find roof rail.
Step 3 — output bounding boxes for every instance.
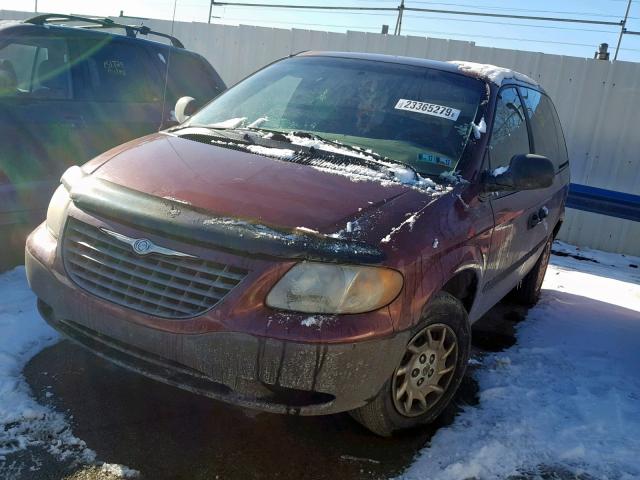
[25,14,185,48]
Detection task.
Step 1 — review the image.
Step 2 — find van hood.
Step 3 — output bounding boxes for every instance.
[91,133,415,232]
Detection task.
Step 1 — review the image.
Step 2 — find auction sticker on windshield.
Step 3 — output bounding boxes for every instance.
[394,99,461,121]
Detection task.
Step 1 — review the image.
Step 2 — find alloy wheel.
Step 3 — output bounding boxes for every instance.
[392,323,458,417]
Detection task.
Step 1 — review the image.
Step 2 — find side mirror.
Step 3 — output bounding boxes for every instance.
[484,154,554,192]
[174,96,196,123]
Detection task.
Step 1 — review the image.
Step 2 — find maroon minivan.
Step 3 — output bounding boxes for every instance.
[26,52,569,436]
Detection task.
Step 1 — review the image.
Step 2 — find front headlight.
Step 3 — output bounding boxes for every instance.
[46,185,71,238]
[266,262,403,314]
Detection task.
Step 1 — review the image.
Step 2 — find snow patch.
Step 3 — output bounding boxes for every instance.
[294,226,320,235]
[0,268,96,464]
[471,116,487,139]
[300,315,334,328]
[209,117,247,129]
[100,463,140,478]
[491,165,509,176]
[245,145,296,160]
[247,117,269,128]
[381,211,422,244]
[401,246,640,480]
[301,316,321,327]
[439,171,466,184]
[449,61,537,86]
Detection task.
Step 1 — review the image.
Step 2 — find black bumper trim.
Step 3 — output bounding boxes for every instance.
[39,300,334,414]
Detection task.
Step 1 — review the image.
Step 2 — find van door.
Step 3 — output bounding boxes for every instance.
[0,34,81,239]
[68,37,164,157]
[474,86,552,315]
[519,87,570,228]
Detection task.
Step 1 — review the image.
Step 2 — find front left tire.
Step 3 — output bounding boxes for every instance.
[349,292,471,436]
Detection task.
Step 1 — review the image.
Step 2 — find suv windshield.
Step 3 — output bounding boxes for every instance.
[188,56,485,175]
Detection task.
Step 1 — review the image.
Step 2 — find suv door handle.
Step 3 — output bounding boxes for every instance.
[528,206,548,229]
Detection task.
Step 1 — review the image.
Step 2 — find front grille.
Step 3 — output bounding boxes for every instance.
[62,218,249,318]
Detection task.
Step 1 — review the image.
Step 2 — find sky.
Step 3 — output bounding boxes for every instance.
[3,0,640,61]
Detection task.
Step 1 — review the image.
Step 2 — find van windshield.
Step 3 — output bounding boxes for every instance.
[188,56,486,175]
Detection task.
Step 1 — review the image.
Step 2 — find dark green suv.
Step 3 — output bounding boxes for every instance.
[0,14,225,270]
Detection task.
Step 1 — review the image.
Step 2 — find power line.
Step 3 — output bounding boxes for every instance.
[214,16,640,51]
[210,1,640,58]
[402,14,621,34]
[210,1,623,26]
[406,0,631,19]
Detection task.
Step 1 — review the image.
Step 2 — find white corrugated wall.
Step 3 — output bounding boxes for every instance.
[2,10,639,255]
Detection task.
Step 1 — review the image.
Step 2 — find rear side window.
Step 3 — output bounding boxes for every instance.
[74,39,160,102]
[520,88,568,170]
[166,51,223,106]
[489,87,531,172]
[0,37,71,99]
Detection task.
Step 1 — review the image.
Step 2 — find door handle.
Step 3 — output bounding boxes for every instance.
[528,206,548,229]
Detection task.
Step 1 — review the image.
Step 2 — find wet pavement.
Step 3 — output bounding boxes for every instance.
[13,300,529,480]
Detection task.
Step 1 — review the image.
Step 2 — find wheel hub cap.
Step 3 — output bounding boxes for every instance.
[392,323,459,417]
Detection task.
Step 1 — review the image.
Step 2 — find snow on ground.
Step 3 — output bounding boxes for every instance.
[0,268,139,478]
[0,268,95,466]
[402,242,640,480]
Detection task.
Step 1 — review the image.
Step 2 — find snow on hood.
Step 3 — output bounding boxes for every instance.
[448,61,538,86]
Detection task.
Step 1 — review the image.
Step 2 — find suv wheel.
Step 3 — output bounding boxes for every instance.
[349,292,471,436]
[512,236,552,306]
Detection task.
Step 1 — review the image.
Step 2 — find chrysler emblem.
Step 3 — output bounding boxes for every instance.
[100,228,195,258]
[133,239,153,254]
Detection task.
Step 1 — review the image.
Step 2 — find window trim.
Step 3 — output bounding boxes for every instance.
[515,86,535,153]
[487,84,533,172]
[0,36,74,101]
[518,86,570,172]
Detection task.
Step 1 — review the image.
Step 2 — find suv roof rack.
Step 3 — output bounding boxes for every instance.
[25,14,185,48]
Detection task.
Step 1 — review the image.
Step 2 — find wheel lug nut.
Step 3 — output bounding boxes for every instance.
[417,378,424,386]
[419,354,427,364]
[411,368,420,378]
[429,354,436,364]
[428,368,434,377]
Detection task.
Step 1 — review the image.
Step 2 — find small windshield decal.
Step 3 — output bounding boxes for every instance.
[394,99,460,121]
[417,152,452,167]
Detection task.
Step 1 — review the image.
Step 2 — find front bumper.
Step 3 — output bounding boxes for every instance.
[26,226,409,415]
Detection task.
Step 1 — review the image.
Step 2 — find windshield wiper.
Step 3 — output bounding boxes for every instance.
[247,128,421,178]
[171,124,256,145]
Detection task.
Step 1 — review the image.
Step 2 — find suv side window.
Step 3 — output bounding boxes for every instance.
[0,37,71,99]
[74,39,160,102]
[489,87,531,172]
[520,87,568,171]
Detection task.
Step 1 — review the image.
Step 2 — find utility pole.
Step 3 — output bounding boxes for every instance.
[34,0,38,13]
[394,0,405,35]
[208,1,214,23]
[614,0,632,60]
